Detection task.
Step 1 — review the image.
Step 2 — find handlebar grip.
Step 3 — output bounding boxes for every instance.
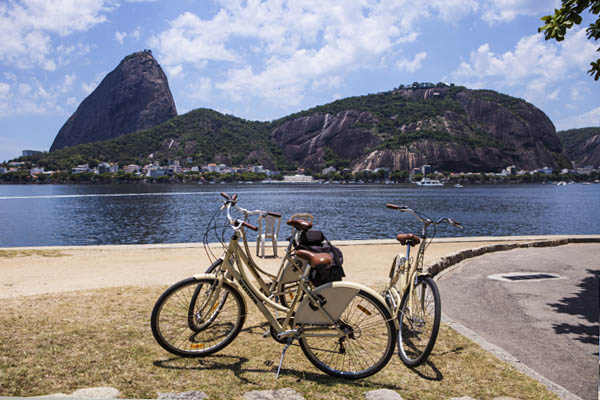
[449,218,463,228]
[386,203,401,209]
[267,211,281,218]
[231,194,238,201]
[242,221,258,231]
[220,192,229,199]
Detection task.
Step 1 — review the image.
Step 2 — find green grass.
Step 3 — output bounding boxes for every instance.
[0,286,558,399]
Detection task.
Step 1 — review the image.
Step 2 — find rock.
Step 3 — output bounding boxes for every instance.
[449,397,477,400]
[158,391,208,400]
[270,87,569,172]
[50,50,177,151]
[365,388,404,399]
[243,388,305,400]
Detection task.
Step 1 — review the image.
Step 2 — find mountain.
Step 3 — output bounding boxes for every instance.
[40,83,570,173]
[50,50,177,151]
[557,127,600,168]
[271,86,569,172]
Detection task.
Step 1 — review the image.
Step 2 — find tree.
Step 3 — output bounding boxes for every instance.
[539,0,600,80]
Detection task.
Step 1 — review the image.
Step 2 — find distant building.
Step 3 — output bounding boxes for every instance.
[322,166,336,175]
[0,167,7,174]
[30,167,45,175]
[149,167,173,178]
[22,150,42,157]
[98,162,119,174]
[72,164,90,174]
[421,165,432,175]
[283,174,313,183]
[539,167,553,175]
[125,164,140,173]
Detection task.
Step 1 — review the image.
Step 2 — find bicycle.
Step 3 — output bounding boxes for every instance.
[150,193,397,379]
[382,203,462,367]
[201,208,315,309]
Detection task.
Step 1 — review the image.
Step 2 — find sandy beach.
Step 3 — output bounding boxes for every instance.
[2,235,592,299]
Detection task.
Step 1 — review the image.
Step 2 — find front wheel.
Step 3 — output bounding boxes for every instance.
[299,290,396,379]
[397,275,441,367]
[151,277,245,357]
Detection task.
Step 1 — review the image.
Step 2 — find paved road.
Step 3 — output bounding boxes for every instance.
[437,243,599,400]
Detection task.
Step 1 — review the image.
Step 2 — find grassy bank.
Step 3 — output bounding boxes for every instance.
[0,286,557,399]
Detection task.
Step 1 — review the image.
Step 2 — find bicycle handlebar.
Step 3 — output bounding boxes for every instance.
[386,203,463,229]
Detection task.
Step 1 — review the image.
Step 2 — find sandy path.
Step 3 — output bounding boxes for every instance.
[0,238,534,298]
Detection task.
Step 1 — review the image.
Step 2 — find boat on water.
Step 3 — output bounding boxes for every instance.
[415,178,444,187]
[454,183,463,188]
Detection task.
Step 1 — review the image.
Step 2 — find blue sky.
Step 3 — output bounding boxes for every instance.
[1,0,599,163]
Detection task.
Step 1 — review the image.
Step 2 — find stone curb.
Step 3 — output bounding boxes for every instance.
[427,237,600,278]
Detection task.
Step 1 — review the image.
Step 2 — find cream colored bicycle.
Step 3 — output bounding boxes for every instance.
[150,193,397,379]
[383,203,462,367]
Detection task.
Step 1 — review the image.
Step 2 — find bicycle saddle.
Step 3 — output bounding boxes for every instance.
[396,233,421,246]
[295,249,332,268]
[287,219,312,231]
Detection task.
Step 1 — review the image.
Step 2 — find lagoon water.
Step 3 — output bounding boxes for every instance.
[0,183,598,247]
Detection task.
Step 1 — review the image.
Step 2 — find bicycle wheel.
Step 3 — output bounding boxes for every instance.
[397,275,441,367]
[151,277,245,357]
[275,281,301,308]
[188,259,227,332]
[298,290,396,379]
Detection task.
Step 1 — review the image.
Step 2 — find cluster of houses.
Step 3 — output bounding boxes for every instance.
[1,150,598,182]
[0,158,281,179]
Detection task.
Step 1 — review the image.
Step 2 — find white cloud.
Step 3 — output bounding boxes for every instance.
[396,52,427,73]
[481,0,560,24]
[453,29,596,104]
[0,0,112,70]
[130,26,141,41]
[166,65,184,79]
[555,106,600,131]
[115,31,127,44]
[188,77,212,101]
[150,0,484,107]
[0,77,69,117]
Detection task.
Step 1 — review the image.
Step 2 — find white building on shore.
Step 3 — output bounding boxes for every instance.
[283,174,313,183]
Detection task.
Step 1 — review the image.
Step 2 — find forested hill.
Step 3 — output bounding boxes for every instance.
[26,84,571,173]
[557,127,600,168]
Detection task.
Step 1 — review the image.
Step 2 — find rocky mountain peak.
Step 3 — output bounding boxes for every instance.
[50,50,177,151]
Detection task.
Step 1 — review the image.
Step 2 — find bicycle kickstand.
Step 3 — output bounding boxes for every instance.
[276,337,294,379]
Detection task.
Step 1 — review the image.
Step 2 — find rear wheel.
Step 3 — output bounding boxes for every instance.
[151,277,245,357]
[397,276,441,367]
[298,290,396,379]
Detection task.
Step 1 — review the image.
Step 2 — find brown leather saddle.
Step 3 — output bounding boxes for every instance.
[286,218,312,231]
[295,249,332,268]
[396,233,421,247]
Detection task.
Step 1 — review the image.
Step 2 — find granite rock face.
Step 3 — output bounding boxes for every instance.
[270,87,569,172]
[567,133,600,167]
[50,50,177,151]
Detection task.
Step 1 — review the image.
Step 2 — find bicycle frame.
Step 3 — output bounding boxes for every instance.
[196,226,350,341]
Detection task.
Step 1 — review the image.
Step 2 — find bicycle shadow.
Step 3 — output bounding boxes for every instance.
[153,355,405,390]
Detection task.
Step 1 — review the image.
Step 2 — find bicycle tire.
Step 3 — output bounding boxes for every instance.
[187,259,227,332]
[298,289,396,379]
[397,275,441,367]
[151,277,245,357]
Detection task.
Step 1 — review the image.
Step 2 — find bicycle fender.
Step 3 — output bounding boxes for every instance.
[295,282,389,325]
[190,273,248,309]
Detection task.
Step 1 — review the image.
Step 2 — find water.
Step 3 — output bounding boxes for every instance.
[0,183,598,247]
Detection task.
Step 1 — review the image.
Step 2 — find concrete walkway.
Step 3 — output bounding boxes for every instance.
[437,244,599,400]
